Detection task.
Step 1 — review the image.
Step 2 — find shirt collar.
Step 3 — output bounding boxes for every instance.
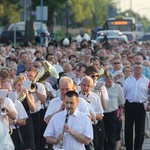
[63,109,79,117]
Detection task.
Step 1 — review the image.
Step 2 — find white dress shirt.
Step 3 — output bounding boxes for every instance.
[0,97,16,127]
[44,109,93,150]
[123,75,149,103]
[44,97,90,121]
[10,100,28,129]
[31,82,46,113]
[41,81,56,109]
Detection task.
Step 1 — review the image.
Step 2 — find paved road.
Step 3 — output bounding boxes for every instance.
[143,138,150,150]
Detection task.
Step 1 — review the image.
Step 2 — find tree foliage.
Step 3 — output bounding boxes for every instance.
[0,1,20,27]
[3,0,149,31]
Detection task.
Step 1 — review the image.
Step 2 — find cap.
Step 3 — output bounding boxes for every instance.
[83,33,90,41]
[75,35,82,43]
[63,38,70,46]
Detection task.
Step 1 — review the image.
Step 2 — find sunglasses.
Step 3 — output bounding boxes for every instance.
[91,74,99,78]
[113,62,120,65]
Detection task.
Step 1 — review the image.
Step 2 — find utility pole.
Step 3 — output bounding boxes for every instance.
[66,0,68,37]
[40,0,43,46]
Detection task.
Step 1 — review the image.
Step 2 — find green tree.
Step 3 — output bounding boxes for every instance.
[0,1,20,27]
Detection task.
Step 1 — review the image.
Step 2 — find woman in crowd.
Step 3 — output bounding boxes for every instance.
[13,75,36,150]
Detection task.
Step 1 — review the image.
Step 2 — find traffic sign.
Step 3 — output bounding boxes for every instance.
[36,6,48,21]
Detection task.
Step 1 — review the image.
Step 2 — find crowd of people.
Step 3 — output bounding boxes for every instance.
[0,33,150,150]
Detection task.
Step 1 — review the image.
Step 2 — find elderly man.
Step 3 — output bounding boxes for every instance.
[79,76,104,150]
[44,76,90,124]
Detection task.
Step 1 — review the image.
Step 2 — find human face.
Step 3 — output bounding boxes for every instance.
[59,58,67,67]
[115,73,123,81]
[80,79,93,95]
[123,68,132,78]
[105,78,113,88]
[79,67,86,79]
[14,80,23,92]
[20,53,28,63]
[89,72,99,83]
[91,60,100,70]
[59,81,73,100]
[133,55,143,63]
[112,59,121,70]
[64,95,79,114]
[0,77,7,84]
[133,64,143,75]
[26,71,37,82]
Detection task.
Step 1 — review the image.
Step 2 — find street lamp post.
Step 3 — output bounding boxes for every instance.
[66,0,68,37]
[40,0,43,46]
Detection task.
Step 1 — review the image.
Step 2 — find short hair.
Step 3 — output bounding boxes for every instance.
[103,73,113,80]
[80,76,93,86]
[19,51,28,58]
[123,65,132,73]
[90,56,100,63]
[133,62,143,67]
[65,91,79,99]
[26,66,37,73]
[59,76,73,87]
[79,64,87,72]
[133,53,144,59]
[85,65,98,75]
[0,69,9,78]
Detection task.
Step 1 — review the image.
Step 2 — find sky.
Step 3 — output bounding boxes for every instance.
[114,0,150,20]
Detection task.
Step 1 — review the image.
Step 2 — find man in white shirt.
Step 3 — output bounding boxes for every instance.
[44,76,90,124]
[44,91,93,150]
[123,62,150,150]
[79,76,104,150]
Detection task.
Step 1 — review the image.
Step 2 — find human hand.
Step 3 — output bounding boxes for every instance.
[56,134,64,142]
[64,125,72,134]
[0,98,4,105]
[59,103,65,111]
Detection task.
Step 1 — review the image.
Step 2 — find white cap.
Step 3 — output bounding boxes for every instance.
[83,33,90,41]
[63,38,70,46]
[75,35,82,43]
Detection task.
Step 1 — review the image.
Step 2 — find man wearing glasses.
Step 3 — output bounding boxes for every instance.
[79,76,104,150]
[110,57,123,74]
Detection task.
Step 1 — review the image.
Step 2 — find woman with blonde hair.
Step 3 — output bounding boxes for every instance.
[13,75,36,150]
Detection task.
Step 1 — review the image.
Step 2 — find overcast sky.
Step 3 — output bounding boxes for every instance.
[115,0,150,20]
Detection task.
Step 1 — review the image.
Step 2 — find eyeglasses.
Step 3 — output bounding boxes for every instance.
[113,62,120,65]
[81,83,92,88]
[91,74,99,78]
